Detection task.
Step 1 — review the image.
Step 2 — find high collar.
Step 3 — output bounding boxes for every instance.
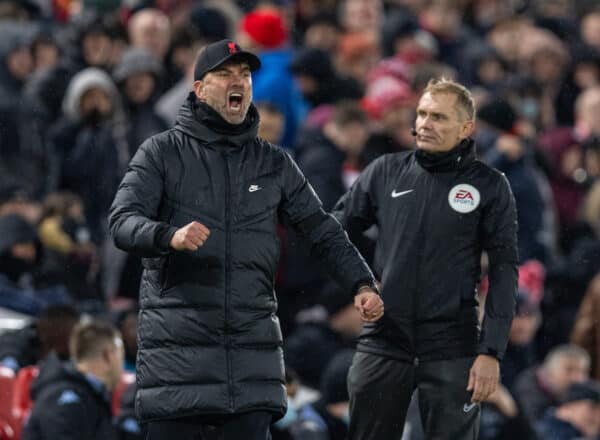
[415,138,476,172]
[174,92,259,148]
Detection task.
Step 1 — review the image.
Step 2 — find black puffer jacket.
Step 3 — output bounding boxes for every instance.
[109,94,375,422]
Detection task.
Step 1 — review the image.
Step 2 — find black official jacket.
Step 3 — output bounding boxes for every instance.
[108,94,375,422]
[334,140,518,362]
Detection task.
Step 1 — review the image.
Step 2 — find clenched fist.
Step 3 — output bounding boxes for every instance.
[354,288,384,322]
[169,221,210,251]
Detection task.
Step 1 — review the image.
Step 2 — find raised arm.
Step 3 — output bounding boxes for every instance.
[108,139,177,257]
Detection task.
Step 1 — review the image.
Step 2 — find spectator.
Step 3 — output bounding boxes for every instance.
[476,97,555,263]
[571,272,600,381]
[0,0,40,21]
[49,67,128,241]
[0,185,42,225]
[335,32,380,86]
[289,350,354,440]
[115,307,138,373]
[581,10,600,53]
[479,384,538,440]
[461,43,508,91]
[513,344,591,425]
[127,9,171,64]
[285,298,363,392]
[296,100,369,211]
[0,304,80,372]
[237,8,308,148]
[360,75,416,164]
[256,101,285,144]
[22,319,124,440]
[338,0,383,35]
[380,12,437,64]
[537,87,600,251]
[113,47,169,158]
[0,214,71,315]
[155,38,207,127]
[302,13,341,54]
[31,26,61,73]
[35,191,99,300]
[501,291,542,391]
[0,22,53,198]
[271,367,302,440]
[417,1,474,71]
[289,47,362,109]
[536,381,600,439]
[24,12,116,129]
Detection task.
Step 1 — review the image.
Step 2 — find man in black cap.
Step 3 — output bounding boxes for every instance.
[109,39,383,439]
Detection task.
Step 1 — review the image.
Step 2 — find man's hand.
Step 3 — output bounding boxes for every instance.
[467,354,500,403]
[169,221,210,251]
[354,288,384,322]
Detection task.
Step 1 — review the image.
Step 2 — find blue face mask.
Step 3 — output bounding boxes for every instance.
[274,401,298,430]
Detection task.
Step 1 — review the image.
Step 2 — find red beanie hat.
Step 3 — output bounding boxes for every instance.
[240,10,287,49]
[361,76,415,120]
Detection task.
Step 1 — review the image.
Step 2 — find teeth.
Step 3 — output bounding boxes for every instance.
[230,93,242,99]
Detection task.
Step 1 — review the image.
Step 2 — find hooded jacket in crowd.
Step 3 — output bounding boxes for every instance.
[113,47,169,158]
[49,67,128,241]
[109,93,375,422]
[0,21,56,198]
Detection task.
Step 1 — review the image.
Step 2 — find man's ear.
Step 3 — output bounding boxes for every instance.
[460,120,475,140]
[100,346,110,365]
[193,80,204,100]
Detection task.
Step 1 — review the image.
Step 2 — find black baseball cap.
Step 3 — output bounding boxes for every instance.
[561,381,600,405]
[194,39,261,81]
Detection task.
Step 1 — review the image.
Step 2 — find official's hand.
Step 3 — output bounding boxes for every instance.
[169,221,210,251]
[354,289,384,322]
[467,354,500,403]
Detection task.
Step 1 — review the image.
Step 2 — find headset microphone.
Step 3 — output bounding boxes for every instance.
[411,128,417,136]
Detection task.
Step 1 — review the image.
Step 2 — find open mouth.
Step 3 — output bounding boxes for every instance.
[228,92,243,111]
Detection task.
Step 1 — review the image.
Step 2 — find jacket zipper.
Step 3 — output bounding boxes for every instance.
[222,151,234,412]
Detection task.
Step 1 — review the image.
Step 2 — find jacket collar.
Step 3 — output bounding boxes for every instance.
[415,138,476,172]
[174,92,259,148]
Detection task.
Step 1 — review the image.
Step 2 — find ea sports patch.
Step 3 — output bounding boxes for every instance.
[448,184,480,213]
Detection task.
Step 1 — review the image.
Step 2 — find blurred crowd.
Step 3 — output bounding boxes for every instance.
[1,0,600,439]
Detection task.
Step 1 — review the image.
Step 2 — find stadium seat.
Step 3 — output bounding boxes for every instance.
[0,367,16,434]
[11,366,38,439]
[0,367,16,424]
[0,420,14,440]
[112,372,135,416]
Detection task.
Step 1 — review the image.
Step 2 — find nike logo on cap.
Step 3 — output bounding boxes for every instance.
[391,189,414,198]
[248,185,262,192]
